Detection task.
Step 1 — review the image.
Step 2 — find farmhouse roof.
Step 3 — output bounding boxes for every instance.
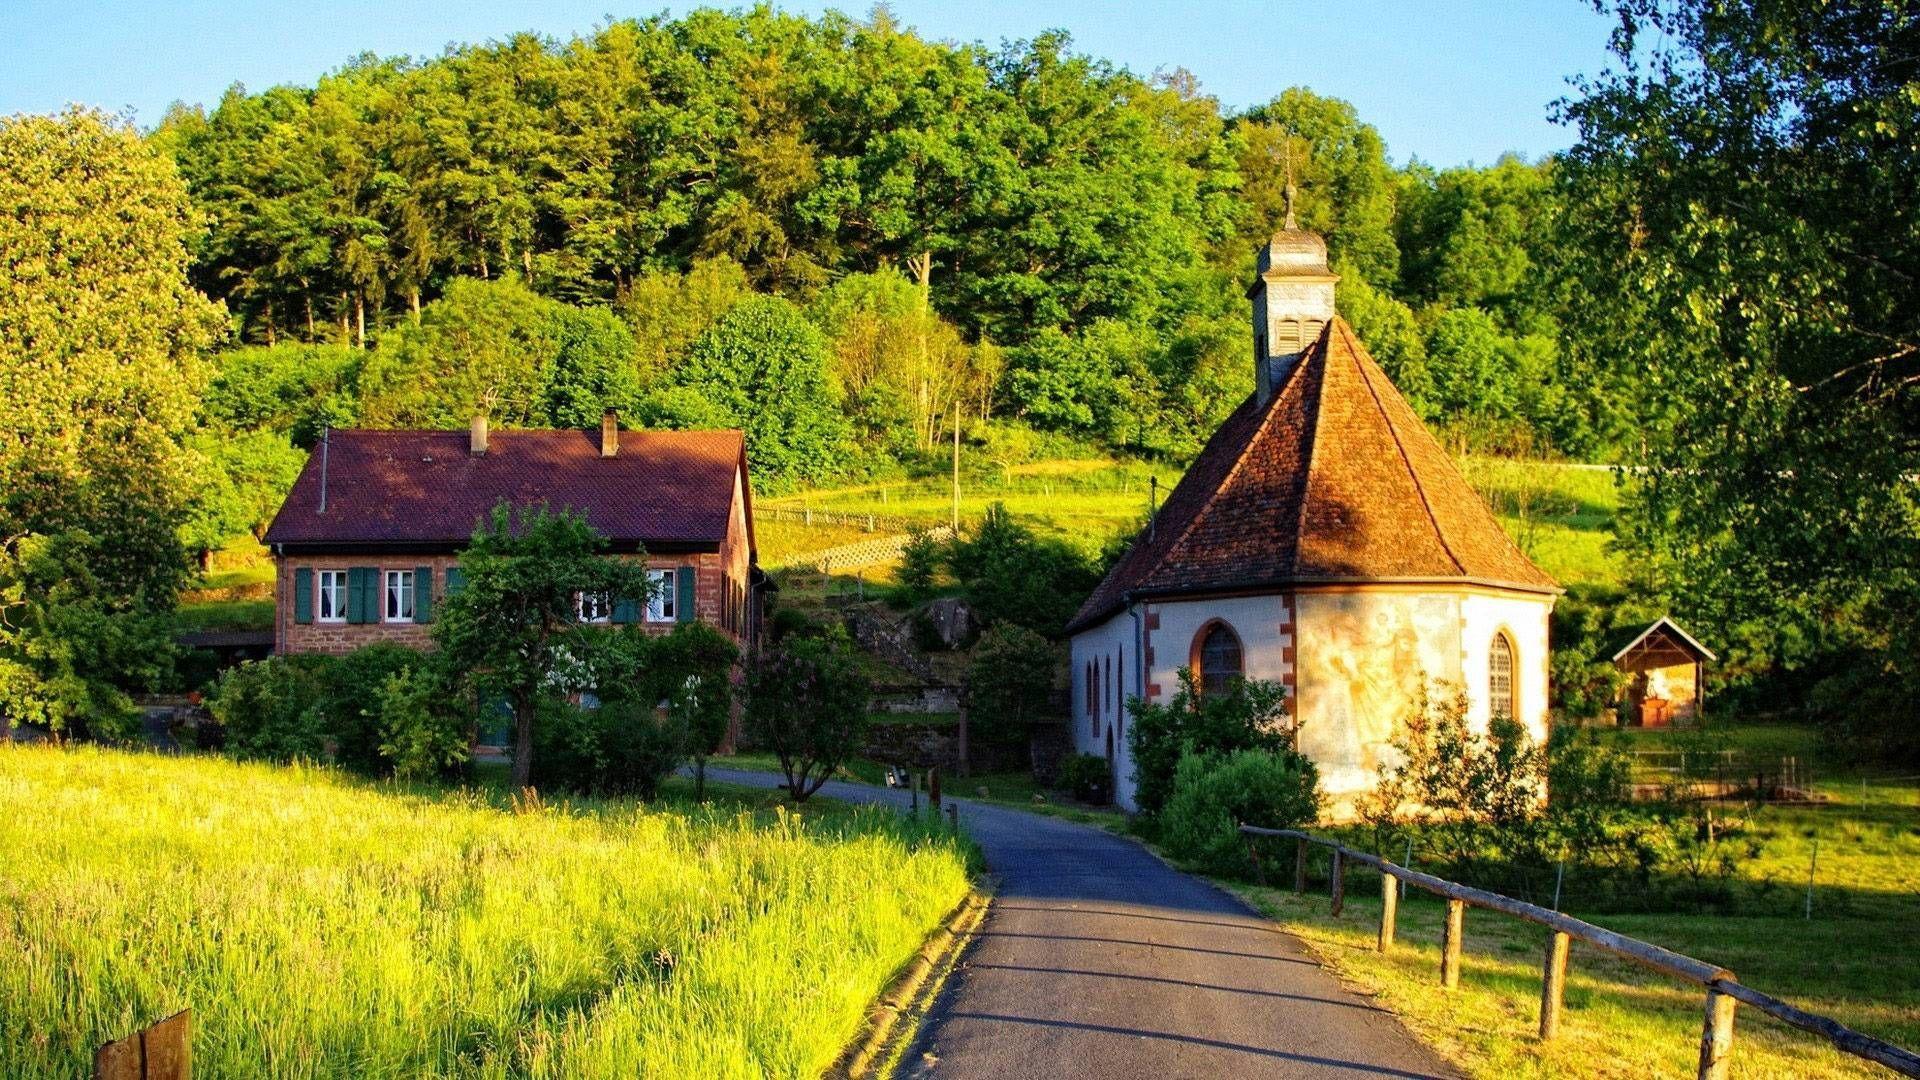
[263,428,749,551]
[1603,617,1716,663]
[1066,318,1558,634]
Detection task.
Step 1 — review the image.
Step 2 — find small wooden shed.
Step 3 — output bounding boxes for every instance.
[1604,617,1715,727]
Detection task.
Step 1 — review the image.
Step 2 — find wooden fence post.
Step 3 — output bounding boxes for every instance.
[1378,869,1398,952]
[1294,838,1309,893]
[95,1009,190,1080]
[1330,848,1345,916]
[1441,899,1465,990]
[1246,832,1267,886]
[1540,931,1571,1039]
[1698,988,1738,1080]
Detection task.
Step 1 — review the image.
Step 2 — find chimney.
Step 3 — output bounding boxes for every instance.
[469,414,488,456]
[600,408,619,458]
[1247,223,1338,405]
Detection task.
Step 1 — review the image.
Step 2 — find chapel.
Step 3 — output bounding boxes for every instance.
[1065,218,1560,816]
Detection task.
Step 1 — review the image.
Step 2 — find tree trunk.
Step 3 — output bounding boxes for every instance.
[511,698,535,792]
[355,295,366,348]
[305,295,316,342]
[410,288,421,323]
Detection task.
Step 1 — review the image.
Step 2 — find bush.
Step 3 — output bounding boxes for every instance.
[1126,668,1293,817]
[895,528,943,606]
[745,631,872,802]
[532,697,688,799]
[375,665,471,782]
[966,624,1058,747]
[1057,753,1112,804]
[1160,748,1322,875]
[943,504,1101,636]
[316,643,424,773]
[207,655,334,761]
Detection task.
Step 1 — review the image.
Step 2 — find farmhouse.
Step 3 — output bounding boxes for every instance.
[262,410,766,656]
[1067,221,1561,816]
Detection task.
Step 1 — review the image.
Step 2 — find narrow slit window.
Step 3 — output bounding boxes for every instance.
[1490,633,1516,719]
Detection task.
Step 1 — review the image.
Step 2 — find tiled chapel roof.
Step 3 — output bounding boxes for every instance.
[1066,318,1558,633]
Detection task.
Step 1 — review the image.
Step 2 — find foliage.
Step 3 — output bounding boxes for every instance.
[432,504,655,790]
[0,108,221,687]
[374,664,471,782]
[965,624,1059,746]
[1126,668,1294,818]
[0,745,973,1078]
[206,655,333,762]
[597,622,740,799]
[0,532,176,743]
[1057,752,1112,804]
[652,295,852,488]
[315,642,431,774]
[1160,748,1321,875]
[1560,0,1920,743]
[942,503,1102,637]
[532,698,687,800]
[1366,684,1545,834]
[744,631,872,802]
[895,527,944,606]
[357,277,640,428]
[179,430,307,557]
[201,344,363,445]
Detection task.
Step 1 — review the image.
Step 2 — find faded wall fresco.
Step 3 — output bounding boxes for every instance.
[1295,591,1464,802]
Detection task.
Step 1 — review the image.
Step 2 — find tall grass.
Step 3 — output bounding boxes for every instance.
[0,745,972,1078]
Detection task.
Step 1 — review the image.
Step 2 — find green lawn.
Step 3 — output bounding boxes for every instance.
[0,745,974,1079]
[1219,726,1920,1080]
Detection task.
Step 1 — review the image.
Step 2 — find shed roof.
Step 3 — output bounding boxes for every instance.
[1066,318,1557,634]
[1604,617,1716,663]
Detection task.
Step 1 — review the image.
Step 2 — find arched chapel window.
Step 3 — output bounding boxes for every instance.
[1490,633,1516,719]
[1196,622,1244,698]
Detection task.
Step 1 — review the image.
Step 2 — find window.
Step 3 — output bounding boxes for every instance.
[1490,633,1516,719]
[1196,622,1243,698]
[316,570,347,622]
[647,569,675,622]
[575,592,612,624]
[383,570,414,622]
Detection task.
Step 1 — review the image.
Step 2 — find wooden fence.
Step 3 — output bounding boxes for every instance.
[94,1009,190,1080]
[1240,826,1920,1079]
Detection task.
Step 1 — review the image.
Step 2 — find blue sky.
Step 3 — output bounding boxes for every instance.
[1,1,1618,167]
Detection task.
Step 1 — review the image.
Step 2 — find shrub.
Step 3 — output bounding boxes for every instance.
[966,624,1058,747]
[745,631,872,802]
[895,528,944,606]
[316,643,424,773]
[1160,748,1321,875]
[942,504,1101,636]
[1057,753,1112,804]
[533,697,689,799]
[1126,668,1293,817]
[207,655,334,761]
[375,665,471,782]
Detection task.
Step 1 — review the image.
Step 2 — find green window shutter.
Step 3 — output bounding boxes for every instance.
[676,566,696,623]
[612,596,638,624]
[413,566,433,623]
[444,566,465,596]
[347,567,375,624]
[293,568,314,625]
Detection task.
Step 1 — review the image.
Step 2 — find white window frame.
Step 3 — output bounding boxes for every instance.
[384,569,414,623]
[575,591,612,624]
[647,569,675,622]
[316,569,347,623]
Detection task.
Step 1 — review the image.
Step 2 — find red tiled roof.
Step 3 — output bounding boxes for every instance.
[1067,318,1558,633]
[263,428,748,549]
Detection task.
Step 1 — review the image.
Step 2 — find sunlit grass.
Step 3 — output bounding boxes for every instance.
[1236,881,1917,1079]
[0,745,973,1078]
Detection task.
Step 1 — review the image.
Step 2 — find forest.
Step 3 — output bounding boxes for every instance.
[2,0,1917,761]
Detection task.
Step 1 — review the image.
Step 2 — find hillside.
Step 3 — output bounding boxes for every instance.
[0,745,972,1078]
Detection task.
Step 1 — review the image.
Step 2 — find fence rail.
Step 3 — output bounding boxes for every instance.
[1240,825,1920,1079]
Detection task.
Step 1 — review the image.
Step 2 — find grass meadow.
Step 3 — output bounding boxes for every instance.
[0,745,974,1079]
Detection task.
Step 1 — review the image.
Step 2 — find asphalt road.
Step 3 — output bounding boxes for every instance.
[703,767,1458,1080]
